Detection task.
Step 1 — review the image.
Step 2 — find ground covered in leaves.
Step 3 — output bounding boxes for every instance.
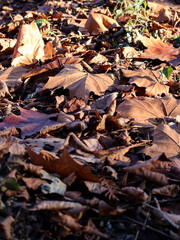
[0,0,180,239]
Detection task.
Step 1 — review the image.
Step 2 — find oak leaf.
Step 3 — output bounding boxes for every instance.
[137,34,180,66]
[0,107,59,139]
[27,147,99,182]
[122,69,169,97]
[85,12,119,34]
[11,21,44,67]
[116,95,180,124]
[42,64,114,102]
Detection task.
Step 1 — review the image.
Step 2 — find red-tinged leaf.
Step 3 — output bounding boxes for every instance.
[0,107,59,138]
[27,147,100,182]
[137,34,180,66]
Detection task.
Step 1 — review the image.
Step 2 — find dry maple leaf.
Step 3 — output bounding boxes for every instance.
[116,95,180,124]
[122,69,169,97]
[42,64,114,102]
[27,147,99,182]
[140,123,180,158]
[0,107,59,139]
[137,34,180,66]
[85,12,119,34]
[11,21,44,67]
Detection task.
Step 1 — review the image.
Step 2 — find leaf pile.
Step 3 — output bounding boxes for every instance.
[0,0,179,239]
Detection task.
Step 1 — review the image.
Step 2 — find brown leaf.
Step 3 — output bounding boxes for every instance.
[85,12,119,34]
[152,184,180,197]
[22,177,47,191]
[83,219,108,239]
[0,107,59,139]
[27,147,100,182]
[42,64,114,103]
[122,69,169,97]
[11,21,44,67]
[141,123,180,158]
[31,200,82,211]
[0,66,28,91]
[137,34,180,66]
[121,186,149,202]
[0,216,14,240]
[124,154,171,185]
[0,80,11,98]
[116,95,180,124]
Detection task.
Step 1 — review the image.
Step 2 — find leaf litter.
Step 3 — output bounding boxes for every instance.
[0,0,179,239]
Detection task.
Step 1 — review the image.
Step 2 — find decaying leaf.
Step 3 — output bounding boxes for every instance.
[124,154,171,185]
[85,12,119,34]
[42,64,114,102]
[0,216,14,240]
[121,186,149,202]
[152,184,180,197]
[31,200,82,211]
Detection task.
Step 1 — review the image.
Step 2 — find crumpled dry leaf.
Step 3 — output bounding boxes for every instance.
[42,64,114,103]
[140,123,180,158]
[41,177,67,195]
[31,200,82,211]
[121,186,149,202]
[124,153,171,185]
[137,34,180,66]
[122,69,169,97]
[116,95,180,125]
[11,21,44,67]
[152,184,180,197]
[85,12,119,34]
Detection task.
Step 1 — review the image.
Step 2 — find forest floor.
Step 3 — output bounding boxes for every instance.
[0,0,179,239]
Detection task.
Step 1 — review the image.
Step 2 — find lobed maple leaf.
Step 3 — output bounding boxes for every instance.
[116,95,180,124]
[42,64,114,103]
[137,34,180,66]
[122,69,170,97]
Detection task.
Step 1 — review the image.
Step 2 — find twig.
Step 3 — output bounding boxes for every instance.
[122,215,172,239]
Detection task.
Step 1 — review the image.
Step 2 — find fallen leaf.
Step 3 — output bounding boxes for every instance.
[122,69,170,97]
[11,21,44,67]
[141,123,180,158]
[0,107,59,138]
[31,200,82,211]
[124,154,171,186]
[116,95,180,124]
[121,186,149,202]
[0,216,14,240]
[27,147,100,182]
[42,64,114,102]
[137,34,180,66]
[0,80,11,98]
[0,66,28,90]
[85,12,119,34]
[152,184,180,197]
